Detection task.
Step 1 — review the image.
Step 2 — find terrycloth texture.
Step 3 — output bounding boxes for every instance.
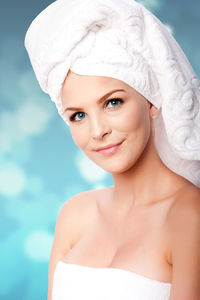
[24,0,200,187]
[52,261,171,300]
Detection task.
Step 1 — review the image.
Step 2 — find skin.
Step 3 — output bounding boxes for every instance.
[47,70,200,300]
[62,70,184,212]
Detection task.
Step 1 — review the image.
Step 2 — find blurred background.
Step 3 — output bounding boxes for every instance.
[0,0,199,299]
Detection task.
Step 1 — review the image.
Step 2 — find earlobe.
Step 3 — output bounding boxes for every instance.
[150,105,159,119]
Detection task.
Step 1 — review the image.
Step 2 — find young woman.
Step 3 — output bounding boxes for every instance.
[25,0,200,299]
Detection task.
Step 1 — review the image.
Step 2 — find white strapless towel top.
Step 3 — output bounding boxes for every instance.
[52,261,171,300]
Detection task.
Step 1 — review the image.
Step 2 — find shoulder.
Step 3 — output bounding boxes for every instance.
[56,187,110,242]
[47,187,110,300]
[58,189,97,219]
[166,184,200,298]
[58,187,109,217]
[166,183,200,263]
[58,186,112,217]
[47,189,100,300]
[57,189,99,237]
[167,184,200,225]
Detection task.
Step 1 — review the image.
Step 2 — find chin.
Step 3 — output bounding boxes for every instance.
[89,154,138,175]
[104,161,137,175]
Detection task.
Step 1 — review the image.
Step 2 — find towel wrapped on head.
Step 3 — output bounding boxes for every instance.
[24,0,200,187]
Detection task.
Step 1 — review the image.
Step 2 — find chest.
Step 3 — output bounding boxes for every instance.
[63,202,172,282]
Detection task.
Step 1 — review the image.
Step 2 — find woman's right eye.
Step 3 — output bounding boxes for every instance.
[70,112,86,122]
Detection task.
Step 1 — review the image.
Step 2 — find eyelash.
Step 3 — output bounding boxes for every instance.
[69,98,124,122]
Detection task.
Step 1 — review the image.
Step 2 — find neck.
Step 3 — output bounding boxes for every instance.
[110,132,179,215]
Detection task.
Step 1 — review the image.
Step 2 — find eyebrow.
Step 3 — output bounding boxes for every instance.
[64,89,125,112]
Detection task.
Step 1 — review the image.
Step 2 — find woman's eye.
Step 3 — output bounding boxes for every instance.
[105,98,123,108]
[69,98,123,122]
[70,112,86,122]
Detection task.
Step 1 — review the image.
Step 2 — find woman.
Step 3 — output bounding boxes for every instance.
[25,0,200,299]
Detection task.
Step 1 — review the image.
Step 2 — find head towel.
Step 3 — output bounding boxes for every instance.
[24,0,200,187]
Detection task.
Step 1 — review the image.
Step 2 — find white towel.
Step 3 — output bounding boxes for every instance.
[24,0,200,187]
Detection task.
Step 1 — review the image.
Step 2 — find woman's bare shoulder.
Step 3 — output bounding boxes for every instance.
[53,187,110,250]
[58,187,111,230]
[60,187,111,213]
[58,190,97,226]
[165,182,200,292]
[166,182,200,263]
[167,182,200,219]
[47,188,107,300]
[60,189,97,216]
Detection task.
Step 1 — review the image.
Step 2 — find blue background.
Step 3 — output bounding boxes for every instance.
[0,0,199,299]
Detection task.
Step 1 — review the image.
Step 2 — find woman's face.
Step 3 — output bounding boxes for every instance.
[61,71,155,174]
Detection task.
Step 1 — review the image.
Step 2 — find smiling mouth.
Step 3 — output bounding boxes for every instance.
[95,140,124,156]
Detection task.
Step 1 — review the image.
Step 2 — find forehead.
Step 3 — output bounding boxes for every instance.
[61,71,130,101]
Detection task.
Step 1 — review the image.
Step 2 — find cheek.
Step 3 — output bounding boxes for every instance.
[70,127,88,149]
[114,102,149,133]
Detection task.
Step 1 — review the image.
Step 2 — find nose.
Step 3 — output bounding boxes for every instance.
[90,115,111,140]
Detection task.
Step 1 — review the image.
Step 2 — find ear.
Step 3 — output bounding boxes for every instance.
[149,102,159,119]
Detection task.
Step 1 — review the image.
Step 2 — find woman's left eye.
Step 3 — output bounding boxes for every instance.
[105,98,123,108]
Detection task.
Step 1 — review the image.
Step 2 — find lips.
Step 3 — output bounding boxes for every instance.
[95,141,123,151]
[94,140,124,156]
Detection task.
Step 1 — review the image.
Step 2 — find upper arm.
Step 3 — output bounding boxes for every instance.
[168,194,200,300]
[47,190,96,300]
